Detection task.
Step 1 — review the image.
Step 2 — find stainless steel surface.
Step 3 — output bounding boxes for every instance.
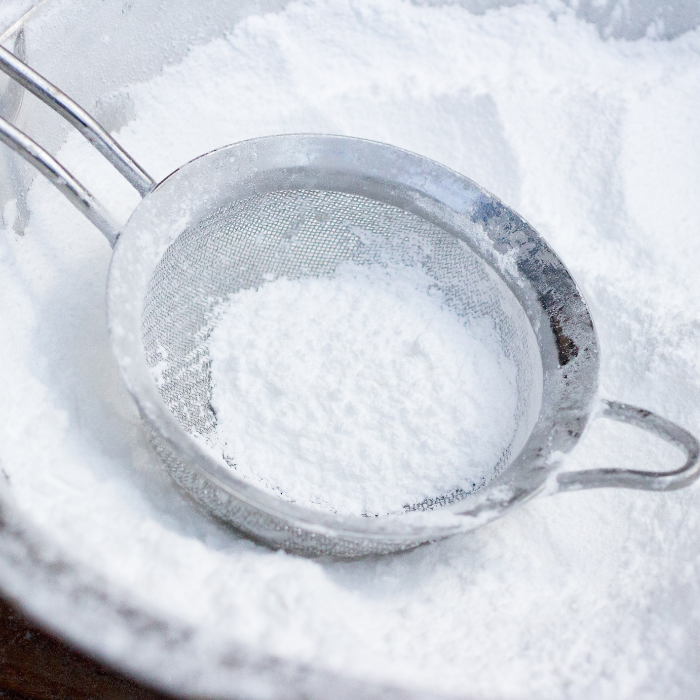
[0,39,696,559]
[557,399,700,491]
[0,112,120,242]
[0,44,154,197]
[0,42,153,243]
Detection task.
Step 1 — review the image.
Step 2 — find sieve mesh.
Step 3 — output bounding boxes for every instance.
[141,189,540,513]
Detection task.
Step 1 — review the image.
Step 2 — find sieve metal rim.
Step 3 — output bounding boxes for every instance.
[106,133,597,544]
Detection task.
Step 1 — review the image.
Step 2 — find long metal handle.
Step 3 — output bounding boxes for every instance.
[0,117,121,244]
[557,400,700,492]
[0,44,155,245]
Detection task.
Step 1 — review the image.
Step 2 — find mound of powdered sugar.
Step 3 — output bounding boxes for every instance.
[1,0,700,698]
[207,263,518,515]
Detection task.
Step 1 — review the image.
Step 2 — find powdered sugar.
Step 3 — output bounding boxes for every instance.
[208,263,517,515]
[0,0,699,698]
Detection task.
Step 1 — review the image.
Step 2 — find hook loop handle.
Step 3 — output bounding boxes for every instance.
[557,400,700,492]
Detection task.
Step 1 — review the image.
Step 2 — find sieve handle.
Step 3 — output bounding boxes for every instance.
[557,400,700,492]
[0,44,155,246]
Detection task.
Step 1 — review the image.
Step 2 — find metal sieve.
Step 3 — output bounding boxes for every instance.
[1,45,698,559]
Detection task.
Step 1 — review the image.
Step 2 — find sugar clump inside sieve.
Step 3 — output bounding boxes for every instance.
[206,262,518,515]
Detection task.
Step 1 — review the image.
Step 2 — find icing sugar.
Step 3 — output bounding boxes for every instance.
[1,0,699,697]
[208,263,518,515]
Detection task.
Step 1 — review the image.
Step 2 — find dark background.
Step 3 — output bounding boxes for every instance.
[0,595,174,700]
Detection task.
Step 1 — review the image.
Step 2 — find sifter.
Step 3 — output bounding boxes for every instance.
[0,45,697,558]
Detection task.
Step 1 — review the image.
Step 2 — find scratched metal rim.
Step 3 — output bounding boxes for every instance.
[108,134,600,556]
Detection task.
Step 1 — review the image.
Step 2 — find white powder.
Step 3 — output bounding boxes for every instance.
[208,264,517,515]
[1,1,700,699]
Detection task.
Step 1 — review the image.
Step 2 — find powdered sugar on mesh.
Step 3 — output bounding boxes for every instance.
[208,263,517,515]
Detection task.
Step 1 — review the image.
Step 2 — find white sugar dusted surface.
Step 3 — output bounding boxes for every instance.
[1,0,700,698]
[208,264,518,515]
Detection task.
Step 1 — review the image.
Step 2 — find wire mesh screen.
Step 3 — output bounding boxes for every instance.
[141,189,541,512]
